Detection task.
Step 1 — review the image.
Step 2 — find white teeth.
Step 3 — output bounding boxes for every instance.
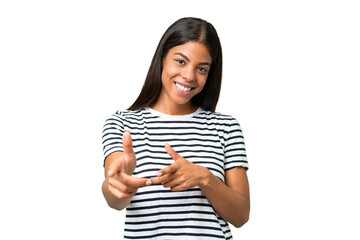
[175,82,192,92]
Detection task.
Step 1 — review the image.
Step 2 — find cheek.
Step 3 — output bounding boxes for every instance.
[161,68,172,87]
[162,63,179,80]
[196,77,207,92]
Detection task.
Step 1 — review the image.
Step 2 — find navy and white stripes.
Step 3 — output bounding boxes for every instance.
[102,107,248,239]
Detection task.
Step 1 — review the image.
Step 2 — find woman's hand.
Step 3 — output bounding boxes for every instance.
[150,144,210,191]
[150,143,250,227]
[102,132,150,209]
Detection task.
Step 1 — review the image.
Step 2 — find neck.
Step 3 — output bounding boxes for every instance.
[151,101,198,116]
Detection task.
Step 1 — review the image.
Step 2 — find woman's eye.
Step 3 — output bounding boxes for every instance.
[177,59,185,64]
[198,67,207,73]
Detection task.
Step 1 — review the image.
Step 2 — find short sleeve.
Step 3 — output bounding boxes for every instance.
[224,118,248,171]
[102,112,125,163]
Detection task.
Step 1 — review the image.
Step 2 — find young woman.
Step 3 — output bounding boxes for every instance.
[102,17,250,239]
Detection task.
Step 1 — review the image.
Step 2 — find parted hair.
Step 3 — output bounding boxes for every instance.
[128,17,223,112]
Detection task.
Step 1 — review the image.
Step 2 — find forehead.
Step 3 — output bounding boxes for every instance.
[168,42,212,63]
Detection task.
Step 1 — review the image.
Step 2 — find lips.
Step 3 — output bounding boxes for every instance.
[174,82,195,93]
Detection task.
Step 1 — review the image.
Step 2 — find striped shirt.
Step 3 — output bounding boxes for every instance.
[102,107,248,239]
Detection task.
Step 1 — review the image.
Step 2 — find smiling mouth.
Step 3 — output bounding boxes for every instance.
[175,82,195,92]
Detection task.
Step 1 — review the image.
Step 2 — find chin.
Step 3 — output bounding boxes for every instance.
[172,96,193,106]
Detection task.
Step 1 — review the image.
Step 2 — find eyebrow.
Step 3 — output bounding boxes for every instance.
[174,52,211,66]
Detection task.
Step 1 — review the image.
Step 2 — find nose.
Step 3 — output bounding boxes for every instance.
[181,66,195,82]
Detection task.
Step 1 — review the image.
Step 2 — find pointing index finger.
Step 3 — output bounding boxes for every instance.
[120,172,152,187]
[151,164,177,184]
[157,165,174,177]
[123,131,135,157]
[165,143,181,161]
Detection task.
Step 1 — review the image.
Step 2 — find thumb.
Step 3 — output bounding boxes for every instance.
[123,131,135,158]
[165,143,181,161]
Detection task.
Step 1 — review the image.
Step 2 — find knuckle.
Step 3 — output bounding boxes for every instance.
[153,177,161,184]
[108,177,117,186]
[117,192,127,199]
[122,177,128,184]
[159,176,166,182]
[121,185,129,193]
[161,175,171,183]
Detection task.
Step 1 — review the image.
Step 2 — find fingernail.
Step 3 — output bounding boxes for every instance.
[157,172,163,177]
[146,180,152,186]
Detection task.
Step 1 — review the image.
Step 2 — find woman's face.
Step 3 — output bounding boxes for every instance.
[157,41,212,113]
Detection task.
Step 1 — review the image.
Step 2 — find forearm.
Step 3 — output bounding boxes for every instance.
[200,170,250,228]
[102,178,131,210]
[150,145,250,226]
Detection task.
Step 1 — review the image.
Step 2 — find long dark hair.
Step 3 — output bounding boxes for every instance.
[128,17,222,112]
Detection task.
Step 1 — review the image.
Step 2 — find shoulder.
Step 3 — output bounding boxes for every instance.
[106,108,149,121]
[194,109,244,137]
[103,109,152,128]
[195,109,240,125]
[113,108,147,118]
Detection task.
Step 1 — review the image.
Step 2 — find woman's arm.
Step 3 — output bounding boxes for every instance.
[102,132,150,210]
[151,144,250,227]
[200,167,250,228]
